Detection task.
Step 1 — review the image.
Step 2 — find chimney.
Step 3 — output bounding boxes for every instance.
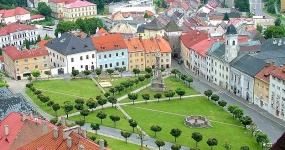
[99,139,105,150]
[265,62,270,67]
[42,120,47,134]
[197,31,199,35]
[81,128,87,138]
[53,128,59,138]
[30,111,34,120]
[21,113,26,121]
[78,145,85,150]
[4,125,9,136]
[67,136,72,148]
[61,117,66,126]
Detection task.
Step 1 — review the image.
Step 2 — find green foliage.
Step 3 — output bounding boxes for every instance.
[97,139,108,147]
[86,98,97,112]
[75,98,85,105]
[47,100,54,109]
[150,125,162,137]
[218,100,227,107]
[63,101,74,118]
[24,39,30,50]
[170,128,182,143]
[145,67,152,74]
[97,98,107,110]
[144,74,151,81]
[275,18,281,26]
[80,109,90,120]
[186,77,193,87]
[90,123,100,134]
[133,68,140,76]
[74,103,84,110]
[144,13,151,18]
[75,119,85,126]
[109,87,117,96]
[38,2,51,17]
[55,21,79,37]
[44,71,51,80]
[210,94,219,102]
[154,93,162,102]
[256,132,269,149]
[267,3,276,14]
[128,119,138,132]
[155,0,168,8]
[110,115,120,127]
[36,35,41,43]
[96,111,107,124]
[256,24,263,33]
[240,116,252,129]
[264,26,285,38]
[106,69,114,78]
[192,132,203,148]
[0,82,9,87]
[142,93,150,102]
[234,0,250,12]
[50,118,58,125]
[223,12,230,20]
[96,69,101,77]
[206,138,218,149]
[52,103,60,117]
[107,96,117,107]
[171,69,179,77]
[128,93,138,105]
[121,130,132,143]
[171,144,181,150]
[155,139,165,150]
[83,70,91,78]
[175,88,185,99]
[233,108,244,119]
[240,146,250,150]
[164,90,175,100]
[204,90,213,100]
[71,69,79,79]
[26,83,33,88]
[223,141,231,150]
[104,92,110,98]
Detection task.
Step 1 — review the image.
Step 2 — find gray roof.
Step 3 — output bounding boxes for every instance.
[207,42,226,61]
[259,38,285,52]
[226,24,237,35]
[143,18,165,30]
[164,19,183,32]
[45,33,96,55]
[230,54,266,76]
[137,24,145,33]
[0,87,37,120]
[250,49,285,66]
[227,12,240,18]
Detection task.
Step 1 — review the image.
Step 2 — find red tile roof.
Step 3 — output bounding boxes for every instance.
[3,46,49,60]
[50,0,76,3]
[31,14,45,20]
[0,23,36,36]
[180,30,208,49]
[97,28,109,36]
[270,65,285,81]
[124,38,145,52]
[0,112,56,150]
[91,34,127,52]
[0,55,4,62]
[0,7,29,18]
[255,63,277,83]
[190,38,216,57]
[19,126,111,150]
[65,0,95,8]
[141,36,172,53]
[167,0,189,11]
[37,40,51,50]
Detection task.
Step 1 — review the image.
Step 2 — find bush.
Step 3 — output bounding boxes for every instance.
[50,118,58,125]
[89,136,96,141]
[26,83,33,88]
[0,82,9,87]
[75,119,85,126]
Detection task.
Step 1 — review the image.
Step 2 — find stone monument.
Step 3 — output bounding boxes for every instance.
[150,51,165,92]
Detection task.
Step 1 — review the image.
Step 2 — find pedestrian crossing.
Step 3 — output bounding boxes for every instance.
[213,90,223,95]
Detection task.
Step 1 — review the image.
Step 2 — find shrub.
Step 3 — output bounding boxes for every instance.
[26,83,33,88]
[50,118,58,125]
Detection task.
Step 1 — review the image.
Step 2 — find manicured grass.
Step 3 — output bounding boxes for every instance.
[68,107,135,133]
[120,76,199,103]
[101,76,151,98]
[263,8,285,20]
[87,132,149,150]
[121,97,261,150]
[26,79,104,116]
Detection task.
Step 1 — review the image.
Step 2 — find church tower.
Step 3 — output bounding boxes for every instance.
[225,24,238,63]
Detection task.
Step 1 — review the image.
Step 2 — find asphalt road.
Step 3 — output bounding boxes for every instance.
[172,60,285,143]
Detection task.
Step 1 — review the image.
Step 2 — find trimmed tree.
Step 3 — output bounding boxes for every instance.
[164,90,175,100]
[171,144,181,150]
[192,132,203,149]
[106,69,114,78]
[96,111,107,124]
[115,85,124,94]
[240,146,250,150]
[86,98,97,112]
[206,138,218,150]
[90,123,100,134]
[240,116,252,129]
[144,74,151,81]
[47,101,54,110]
[95,69,101,79]
[186,77,193,87]
[233,108,244,119]
[97,99,107,110]
[170,128,182,143]
[138,76,145,83]
[133,68,140,77]
[52,103,60,117]
[154,93,162,102]
[80,109,90,121]
[228,105,239,118]
[134,79,139,87]
[72,69,79,79]
[218,100,227,108]
[171,69,179,77]
[83,70,91,78]
[109,87,117,96]
[150,125,162,137]
[256,132,269,150]
[104,92,110,98]
[63,101,74,118]
[145,67,152,74]
[175,88,185,99]
[204,90,213,100]
[142,93,150,103]
[155,140,165,150]
[75,119,85,126]
[44,71,51,80]
[121,131,132,143]
[109,115,120,127]
[128,119,138,132]
[31,70,41,80]
[128,93,138,105]
[117,67,124,77]
[107,96,117,107]
[211,94,219,103]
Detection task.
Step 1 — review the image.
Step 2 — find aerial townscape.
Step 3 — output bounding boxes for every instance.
[0,0,285,149]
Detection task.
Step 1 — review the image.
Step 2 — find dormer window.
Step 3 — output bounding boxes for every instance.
[102,46,105,49]
[115,44,119,48]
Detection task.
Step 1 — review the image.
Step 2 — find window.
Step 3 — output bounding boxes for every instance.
[44,64,47,67]
[116,62,119,66]
[233,41,236,45]
[110,63,112,67]
[71,58,74,62]
[25,67,29,70]
[141,53,143,56]
[130,60,133,63]
[105,64,108,68]
[17,68,19,71]
[24,59,28,62]
[109,54,112,57]
[116,53,118,56]
[122,61,125,65]
[122,52,124,56]
[80,56,83,60]
[104,55,106,58]
[92,54,95,58]
[99,55,101,59]
[53,53,55,57]
[130,54,132,57]
[35,65,38,69]
[166,59,169,62]
[81,65,83,68]
[86,55,89,59]
[34,57,38,60]
[16,61,18,63]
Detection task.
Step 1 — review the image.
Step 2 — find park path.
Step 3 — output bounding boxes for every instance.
[90,76,106,94]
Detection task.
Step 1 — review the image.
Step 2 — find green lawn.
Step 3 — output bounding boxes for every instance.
[26,79,104,116]
[87,132,149,150]
[102,76,151,98]
[121,97,261,150]
[120,76,199,103]
[263,8,285,20]
[68,107,136,133]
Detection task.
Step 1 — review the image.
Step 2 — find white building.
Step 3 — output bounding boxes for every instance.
[0,23,38,48]
[109,0,154,14]
[0,7,31,24]
[45,33,97,75]
[269,65,285,120]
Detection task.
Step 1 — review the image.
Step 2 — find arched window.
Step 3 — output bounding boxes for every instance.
[227,40,228,45]
[232,40,235,45]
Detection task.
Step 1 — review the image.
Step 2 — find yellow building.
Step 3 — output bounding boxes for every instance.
[49,0,97,20]
[124,38,146,71]
[137,18,165,39]
[3,46,50,80]
[254,62,277,111]
[63,0,97,21]
[282,0,285,12]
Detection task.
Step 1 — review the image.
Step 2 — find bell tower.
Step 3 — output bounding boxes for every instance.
[225,24,238,63]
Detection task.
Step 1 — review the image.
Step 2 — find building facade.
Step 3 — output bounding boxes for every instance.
[0,7,30,24]
[269,65,285,120]
[137,18,165,39]
[63,0,97,21]
[0,23,38,48]
[92,34,129,71]
[164,20,183,58]
[3,46,50,80]
[125,38,146,71]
